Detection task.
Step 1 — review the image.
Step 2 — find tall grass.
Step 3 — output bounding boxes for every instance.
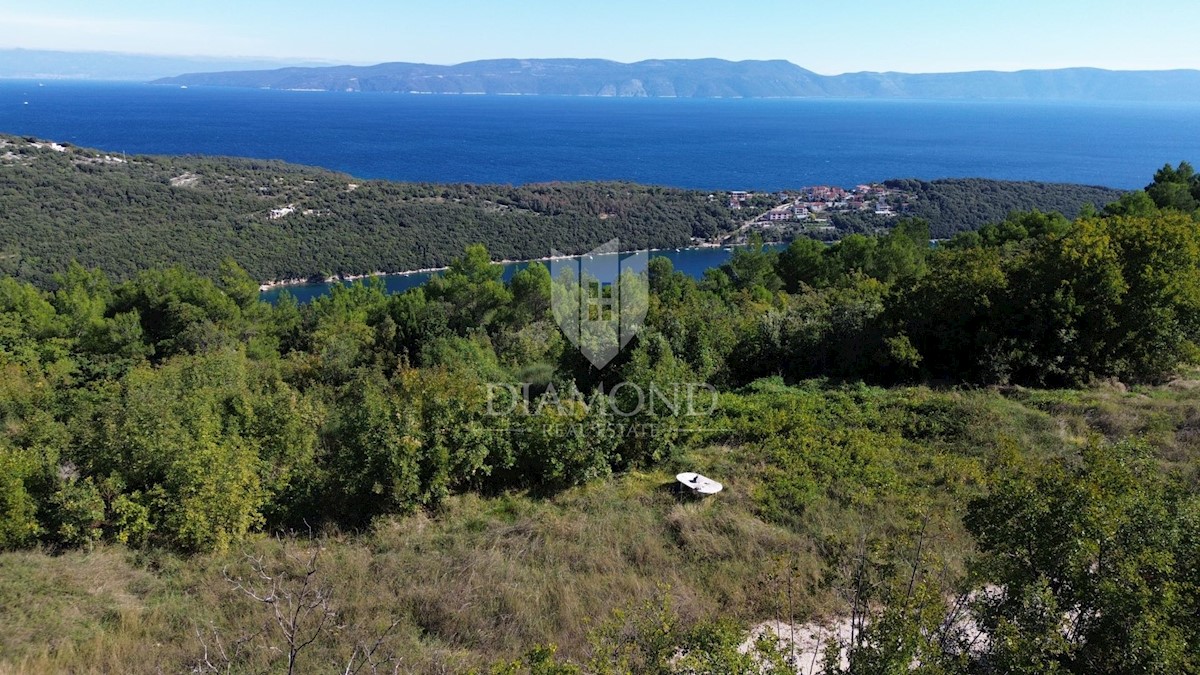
[4,380,1199,673]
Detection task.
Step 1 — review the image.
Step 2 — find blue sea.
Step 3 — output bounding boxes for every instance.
[4,80,1200,300]
[4,80,1200,191]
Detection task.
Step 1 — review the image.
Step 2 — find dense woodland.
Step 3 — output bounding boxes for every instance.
[819,179,1123,239]
[0,135,734,287]
[0,159,1198,672]
[888,177,1125,237]
[0,134,1120,288]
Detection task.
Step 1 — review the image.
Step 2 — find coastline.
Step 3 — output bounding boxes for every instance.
[257,242,731,292]
[258,265,449,292]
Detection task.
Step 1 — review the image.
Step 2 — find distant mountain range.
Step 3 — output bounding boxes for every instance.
[152,58,1200,101]
[0,49,336,81]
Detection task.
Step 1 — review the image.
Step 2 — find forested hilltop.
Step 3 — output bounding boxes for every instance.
[0,134,1121,287]
[0,135,732,287]
[891,177,1125,236]
[0,162,1198,672]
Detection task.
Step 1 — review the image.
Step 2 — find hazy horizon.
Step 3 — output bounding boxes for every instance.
[4,1,1200,75]
[4,47,1200,79]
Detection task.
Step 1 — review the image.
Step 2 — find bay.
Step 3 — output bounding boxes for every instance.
[5,80,1199,303]
[260,245,768,304]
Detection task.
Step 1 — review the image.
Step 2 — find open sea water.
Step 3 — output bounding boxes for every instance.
[4,80,1200,191]
[4,80,1199,300]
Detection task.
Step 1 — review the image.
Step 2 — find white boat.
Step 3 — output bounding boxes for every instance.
[676,472,723,495]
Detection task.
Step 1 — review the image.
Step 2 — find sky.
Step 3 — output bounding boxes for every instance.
[3,0,1200,73]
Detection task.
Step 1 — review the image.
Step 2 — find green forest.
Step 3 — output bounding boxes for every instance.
[0,135,735,287]
[821,178,1125,239]
[0,159,1198,673]
[887,177,1125,237]
[0,134,1120,288]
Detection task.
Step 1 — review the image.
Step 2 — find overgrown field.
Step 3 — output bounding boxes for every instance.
[3,380,1198,673]
[1,162,1198,672]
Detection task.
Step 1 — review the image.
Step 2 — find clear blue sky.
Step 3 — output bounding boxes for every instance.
[4,0,1199,73]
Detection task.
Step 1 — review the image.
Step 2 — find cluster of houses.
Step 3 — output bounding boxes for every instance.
[730,184,910,224]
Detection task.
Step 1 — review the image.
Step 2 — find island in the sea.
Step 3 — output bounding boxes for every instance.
[152,58,1200,102]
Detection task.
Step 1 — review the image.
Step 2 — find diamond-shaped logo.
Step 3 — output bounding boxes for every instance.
[550,239,648,369]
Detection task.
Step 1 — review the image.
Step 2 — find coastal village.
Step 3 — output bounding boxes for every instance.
[715,182,916,244]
